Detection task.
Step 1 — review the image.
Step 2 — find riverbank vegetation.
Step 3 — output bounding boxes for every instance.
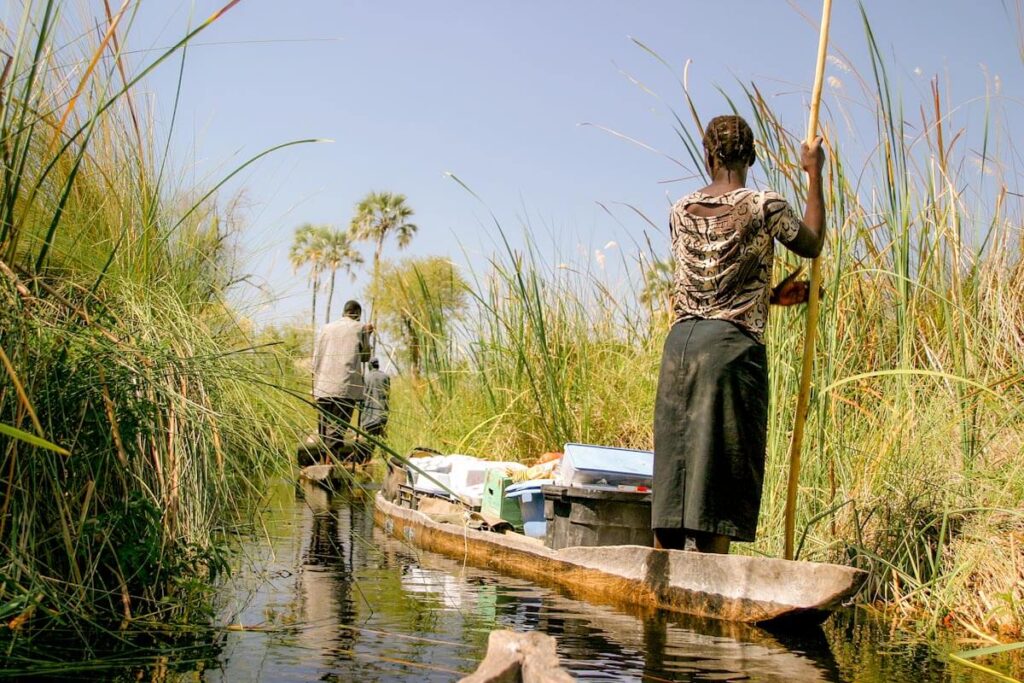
[0,1,307,638]
[383,20,1024,642]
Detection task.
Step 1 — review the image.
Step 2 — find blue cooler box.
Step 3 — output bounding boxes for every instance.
[504,479,553,538]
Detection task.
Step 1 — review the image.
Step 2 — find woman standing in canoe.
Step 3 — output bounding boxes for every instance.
[653,115,825,554]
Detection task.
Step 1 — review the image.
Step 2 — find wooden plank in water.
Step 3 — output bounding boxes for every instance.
[460,630,573,683]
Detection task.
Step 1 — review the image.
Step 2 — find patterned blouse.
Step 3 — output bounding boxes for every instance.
[669,188,801,343]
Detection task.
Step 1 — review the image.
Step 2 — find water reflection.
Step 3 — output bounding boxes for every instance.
[300,489,358,667]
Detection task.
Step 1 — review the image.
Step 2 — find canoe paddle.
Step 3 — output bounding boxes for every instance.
[784,0,833,561]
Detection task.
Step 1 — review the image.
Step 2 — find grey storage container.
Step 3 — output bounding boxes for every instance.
[542,485,653,549]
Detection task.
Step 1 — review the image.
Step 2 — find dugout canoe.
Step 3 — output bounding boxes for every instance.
[374,492,865,626]
[298,464,346,487]
[298,462,374,489]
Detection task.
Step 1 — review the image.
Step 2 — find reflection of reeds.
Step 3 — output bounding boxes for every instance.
[0,1,312,634]
[388,15,1024,639]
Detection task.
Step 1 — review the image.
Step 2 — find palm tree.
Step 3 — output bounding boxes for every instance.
[639,256,674,315]
[349,191,418,321]
[289,223,327,332]
[319,228,364,323]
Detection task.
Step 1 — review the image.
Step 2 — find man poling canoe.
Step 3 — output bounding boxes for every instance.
[651,116,826,554]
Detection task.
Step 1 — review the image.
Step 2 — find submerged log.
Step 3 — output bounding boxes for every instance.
[460,630,574,683]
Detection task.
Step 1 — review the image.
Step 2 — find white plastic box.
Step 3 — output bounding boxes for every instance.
[555,443,653,488]
[407,454,525,507]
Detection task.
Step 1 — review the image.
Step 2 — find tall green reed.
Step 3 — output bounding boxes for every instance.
[0,0,311,636]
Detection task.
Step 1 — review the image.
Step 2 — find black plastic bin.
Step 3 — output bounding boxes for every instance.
[541,485,653,549]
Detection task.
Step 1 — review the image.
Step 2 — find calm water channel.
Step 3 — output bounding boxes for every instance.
[3,480,1012,681]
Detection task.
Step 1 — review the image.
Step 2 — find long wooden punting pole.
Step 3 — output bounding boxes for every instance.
[784,0,834,562]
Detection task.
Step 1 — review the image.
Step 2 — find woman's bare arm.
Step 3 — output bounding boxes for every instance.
[784,138,826,259]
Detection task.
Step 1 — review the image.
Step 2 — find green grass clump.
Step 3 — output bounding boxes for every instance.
[0,1,309,636]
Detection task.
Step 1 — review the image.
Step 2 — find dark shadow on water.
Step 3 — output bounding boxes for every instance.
[0,627,223,681]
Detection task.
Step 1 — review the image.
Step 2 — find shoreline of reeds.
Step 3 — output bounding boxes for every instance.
[0,0,310,641]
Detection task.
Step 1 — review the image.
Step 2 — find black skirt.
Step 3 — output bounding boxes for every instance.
[652,319,769,542]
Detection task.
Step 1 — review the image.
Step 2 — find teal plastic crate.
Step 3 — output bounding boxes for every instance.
[480,468,523,529]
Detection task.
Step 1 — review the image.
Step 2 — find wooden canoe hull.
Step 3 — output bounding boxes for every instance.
[298,464,347,487]
[299,463,376,489]
[374,493,865,626]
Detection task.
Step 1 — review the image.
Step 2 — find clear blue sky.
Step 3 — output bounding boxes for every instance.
[123,1,1021,326]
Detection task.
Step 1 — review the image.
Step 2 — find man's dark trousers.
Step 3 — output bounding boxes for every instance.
[317,397,357,463]
[356,418,387,465]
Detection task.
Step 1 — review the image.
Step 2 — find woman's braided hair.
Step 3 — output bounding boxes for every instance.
[703,115,756,168]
